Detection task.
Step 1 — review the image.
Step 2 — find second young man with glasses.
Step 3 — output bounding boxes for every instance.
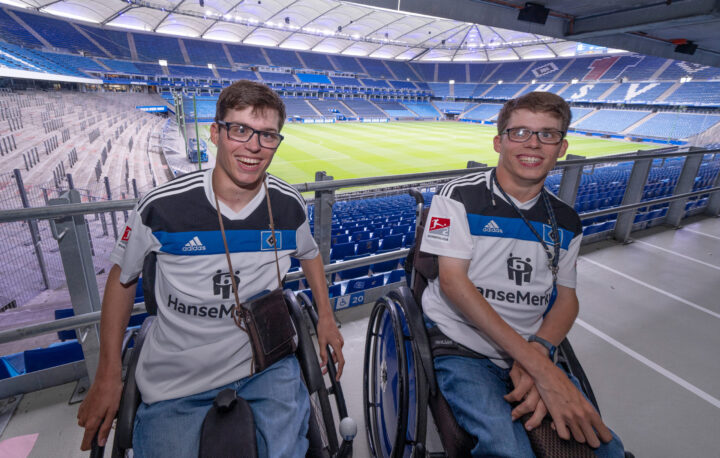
[78,80,344,457]
[419,92,626,456]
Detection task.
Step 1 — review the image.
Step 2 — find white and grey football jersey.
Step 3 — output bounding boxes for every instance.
[420,170,583,367]
[111,169,318,403]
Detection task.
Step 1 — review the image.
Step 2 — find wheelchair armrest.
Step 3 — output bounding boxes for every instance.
[113,317,155,452]
[388,286,438,397]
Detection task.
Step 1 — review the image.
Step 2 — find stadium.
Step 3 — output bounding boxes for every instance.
[0,0,718,456]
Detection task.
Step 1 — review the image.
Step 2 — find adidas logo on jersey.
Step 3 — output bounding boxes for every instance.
[483,220,503,233]
[182,236,207,252]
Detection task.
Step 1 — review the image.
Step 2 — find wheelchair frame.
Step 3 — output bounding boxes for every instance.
[91,290,354,458]
[362,190,602,458]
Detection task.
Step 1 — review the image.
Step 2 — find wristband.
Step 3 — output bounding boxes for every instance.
[528,334,557,363]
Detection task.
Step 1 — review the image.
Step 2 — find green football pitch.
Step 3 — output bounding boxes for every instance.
[192,121,656,184]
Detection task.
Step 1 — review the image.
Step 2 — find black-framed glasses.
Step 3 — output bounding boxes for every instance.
[217,120,284,149]
[503,127,565,145]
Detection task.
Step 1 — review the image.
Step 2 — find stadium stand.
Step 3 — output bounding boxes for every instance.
[297,73,333,85]
[373,101,414,118]
[283,97,322,118]
[343,99,386,118]
[308,99,356,118]
[662,82,720,106]
[133,33,185,64]
[482,83,527,99]
[99,59,143,75]
[468,63,499,83]
[217,68,258,81]
[601,82,674,104]
[264,48,302,68]
[296,51,335,71]
[490,61,533,83]
[184,40,230,68]
[658,60,720,81]
[402,101,440,118]
[462,103,503,121]
[434,101,474,114]
[569,107,595,124]
[258,71,297,84]
[629,113,720,139]
[438,63,467,83]
[13,10,105,56]
[0,9,43,47]
[384,60,417,81]
[412,62,436,82]
[563,82,616,101]
[361,78,391,88]
[167,65,215,79]
[76,25,133,61]
[329,76,362,87]
[226,44,268,66]
[357,58,392,79]
[328,55,363,74]
[574,109,652,133]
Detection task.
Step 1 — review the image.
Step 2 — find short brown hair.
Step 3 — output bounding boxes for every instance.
[496,92,571,135]
[215,80,286,130]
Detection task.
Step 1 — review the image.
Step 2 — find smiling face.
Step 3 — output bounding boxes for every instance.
[493,108,568,201]
[210,105,281,198]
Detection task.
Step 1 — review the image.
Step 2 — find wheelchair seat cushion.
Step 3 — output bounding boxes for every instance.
[522,414,596,458]
[428,389,476,457]
[199,389,258,458]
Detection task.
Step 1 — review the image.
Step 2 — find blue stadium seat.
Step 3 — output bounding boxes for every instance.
[337,264,371,281]
[356,238,380,256]
[54,308,76,341]
[331,234,351,245]
[386,269,407,285]
[403,232,416,248]
[371,259,400,274]
[24,340,84,373]
[328,284,342,298]
[290,257,301,271]
[330,242,356,262]
[377,233,404,253]
[0,359,12,380]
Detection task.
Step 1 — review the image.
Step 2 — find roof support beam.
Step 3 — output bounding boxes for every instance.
[566,0,720,40]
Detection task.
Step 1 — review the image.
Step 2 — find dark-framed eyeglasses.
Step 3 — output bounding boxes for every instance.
[503,127,565,145]
[216,120,284,149]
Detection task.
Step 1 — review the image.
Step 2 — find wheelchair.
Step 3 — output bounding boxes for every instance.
[91,259,356,458]
[362,190,609,458]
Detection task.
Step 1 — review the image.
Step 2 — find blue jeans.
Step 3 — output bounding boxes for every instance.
[435,355,625,458]
[132,355,310,458]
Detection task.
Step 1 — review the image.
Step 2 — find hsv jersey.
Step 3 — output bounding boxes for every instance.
[110,169,318,404]
[420,170,583,367]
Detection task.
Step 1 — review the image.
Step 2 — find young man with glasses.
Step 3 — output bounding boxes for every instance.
[419,92,625,456]
[78,80,344,457]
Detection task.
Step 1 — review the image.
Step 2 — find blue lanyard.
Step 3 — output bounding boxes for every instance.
[489,169,560,285]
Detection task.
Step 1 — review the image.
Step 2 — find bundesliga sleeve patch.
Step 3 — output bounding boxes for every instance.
[427,216,451,241]
[119,226,132,248]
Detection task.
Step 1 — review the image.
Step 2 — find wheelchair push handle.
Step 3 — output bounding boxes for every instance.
[336,417,357,458]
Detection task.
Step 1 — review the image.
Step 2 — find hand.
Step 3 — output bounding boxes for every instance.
[532,361,613,448]
[77,372,123,450]
[316,315,345,380]
[504,361,548,431]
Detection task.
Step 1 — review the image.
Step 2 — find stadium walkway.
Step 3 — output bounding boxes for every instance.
[0,215,718,457]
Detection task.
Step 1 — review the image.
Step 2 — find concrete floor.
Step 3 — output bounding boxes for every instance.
[1,215,718,457]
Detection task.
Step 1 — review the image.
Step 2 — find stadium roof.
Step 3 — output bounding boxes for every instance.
[1,0,718,67]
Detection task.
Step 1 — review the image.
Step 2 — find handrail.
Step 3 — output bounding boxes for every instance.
[0,146,716,223]
[3,183,717,345]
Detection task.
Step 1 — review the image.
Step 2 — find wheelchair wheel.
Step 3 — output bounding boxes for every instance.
[363,295,427,458]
